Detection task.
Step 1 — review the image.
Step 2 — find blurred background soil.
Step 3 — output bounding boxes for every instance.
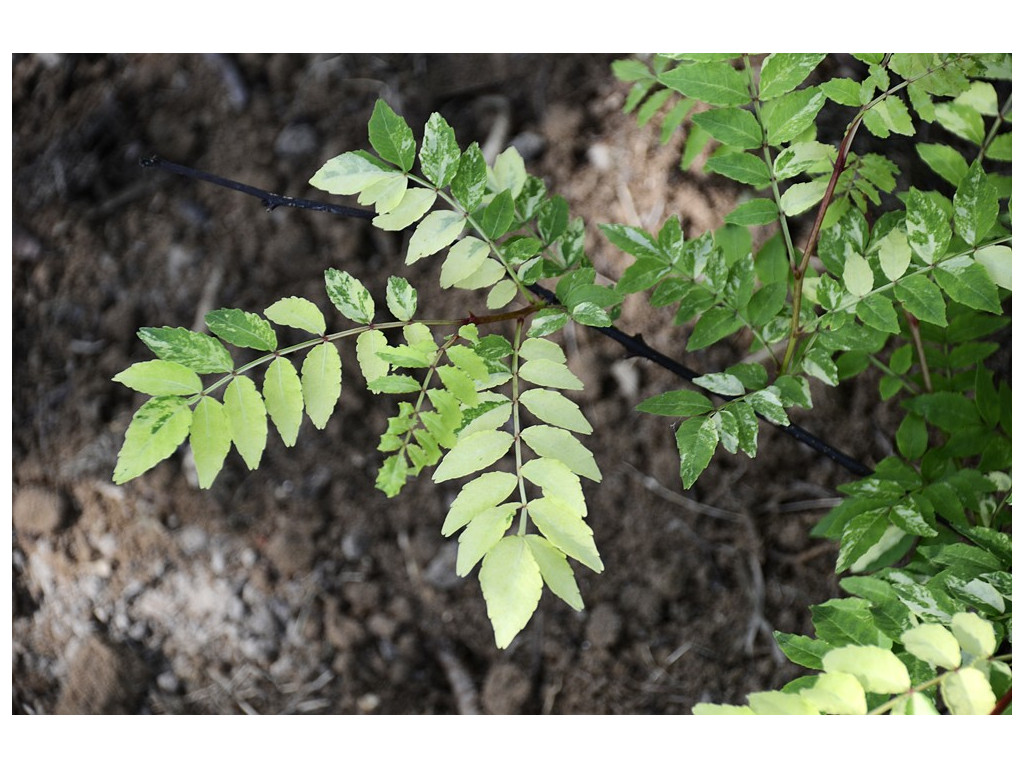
[12,53,896,714]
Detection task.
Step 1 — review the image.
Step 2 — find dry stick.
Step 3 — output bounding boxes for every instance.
[141,157,872,478]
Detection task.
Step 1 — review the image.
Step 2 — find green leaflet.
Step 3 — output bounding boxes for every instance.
[456,503,518,576]
[385,276,417,321]
[486,279,518,310]
[478,189,516,240]
[112,360,202,397]
[442,471,518,536]
[901,624,961,670]
[479,535,543,649]
[893,274,947,326]
[527,309,569,338]
[223,376,267,471]
[138,326,234,374]
[357,173,408,214]
[819,77,863,107]
[446,344,489,383]
[758,53,826,100]
[974,245,1012,290]
[301,342,342,429]
[725,198,778,226]
[419,112,461,188]
[951,612,997,658]
[773,141,836,180]
[436,365,478,406]
[704,149,771,187]
[368,98,416,171]
[263,357,303,447]
[687,307,745,350]
[309,151,397,195]
[842,252,874,296]
[355,329,390,384]
[855,293,900,334]
[934,260,1002,313]
[489,146,527,198]
[528,496,603,573]
[519,336,566,364]
[905,188,952,265]
[658,60,749,107]
[521,457,586,515]
[692,372,744,397]
[264,296,326,336]
[517,359,583,391]
[875,229,912,282]
[373,188,437,231]
[440,236,490,289]
[952,162,998,246]
[780,178,828,216]
[748,691,819,715]
[690,107,763,149]
[519,388,592,435]
[520,425,601,482]
[822,646,910,695]
[525,535,583,611]
[432,429,514,483]
[761,87,826,146]
[205,307,277,351]
[863,95,915,139]
[113,396,193,484]
[675,416,718,489]
[367,374,421,394]
[800,673,866,716]
[916,143,969,187]
[638,388,714,417]
[324,268,375,325]
[189,396,231,489]
[453,259,505,291]
[407,209,466,265]
[451,142,487,211]
[941,667,996,714]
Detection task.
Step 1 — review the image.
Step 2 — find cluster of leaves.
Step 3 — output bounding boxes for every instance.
[114,54,1011,700]
[615,53,1011,713]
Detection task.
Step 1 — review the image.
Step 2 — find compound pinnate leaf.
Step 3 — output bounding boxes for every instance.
[324,268,374,325]
[517,359,583,391]
[138,327,234,374]
[189,396,231,489]
[368,99,416,172]
[373,188,437,231]
[264,296,326,336]
[479,535,543,649]
[223,376,267,471]
[442,471,518,536]
[301,342,342,429]
[432,429,514,483]
[658,60,749,107]
[799,672,866,715]
[528,496,603,573]
[439,236,490,289]
[263,357,303,447]
[113,396,193,484]
[112,360,202,397]
[758,53,826,100]
[205,308,277,351]
[385,276,417,321]
[901,624,962,670]
[525,535,583,611]
[309,151,397,195]
[823,646,910,694]
[355,329,390,384]
[407,209,466,265]
[419,112,461,188]
[941,667,996,715]
[521,425,601,482]
[456,503,518,576]
[519,388,592,435]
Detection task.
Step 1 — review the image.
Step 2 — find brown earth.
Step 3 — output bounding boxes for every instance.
[12,53,897,714]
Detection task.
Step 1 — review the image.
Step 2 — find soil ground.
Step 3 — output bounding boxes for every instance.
[12,53,897,714]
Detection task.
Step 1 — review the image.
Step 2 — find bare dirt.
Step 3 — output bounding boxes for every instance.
[12,53,897,714]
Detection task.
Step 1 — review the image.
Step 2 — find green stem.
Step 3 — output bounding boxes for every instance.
[904,310,933,393]
[511,318,530,535]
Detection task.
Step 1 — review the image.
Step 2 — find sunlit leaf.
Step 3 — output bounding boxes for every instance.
[456,503,517,576]
[263,357,303,447]
[138,327,234,374]
[205,307,277,351]
[113,360,202,397]
[324,268,375,324]
[113,396,193,484]
[264,296,326,336]
[432,429,514,483]
[479,535,543,649]
[189,396,231,489]
[223,376,267,471]
[301,342,342,429]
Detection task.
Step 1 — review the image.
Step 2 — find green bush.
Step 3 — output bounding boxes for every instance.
[114,53,1011,713]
